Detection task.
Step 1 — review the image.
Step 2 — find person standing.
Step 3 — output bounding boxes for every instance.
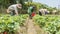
[28,6,35,19]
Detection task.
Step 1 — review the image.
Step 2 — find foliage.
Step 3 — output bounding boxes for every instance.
[0,0,28,8]
[0,14,28,33]
[33,15,60,34]
[24,2,41,11]
[0,0,58,14]
[24,2,58,14]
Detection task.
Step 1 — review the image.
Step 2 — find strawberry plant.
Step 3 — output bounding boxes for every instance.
[0,14,28,34]
[33,15,60,34]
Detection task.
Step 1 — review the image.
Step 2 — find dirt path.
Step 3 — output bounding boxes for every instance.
[26,18,37,34]
[19,18,48,34]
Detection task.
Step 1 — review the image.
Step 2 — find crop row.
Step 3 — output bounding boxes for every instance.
[33,15,60,34]
[0,14,28,34]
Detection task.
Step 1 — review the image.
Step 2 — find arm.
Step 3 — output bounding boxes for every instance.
[7,8,10,13]
[15,7,18,16]
[28,7,30,13]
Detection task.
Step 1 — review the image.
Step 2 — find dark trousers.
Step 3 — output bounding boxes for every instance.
[10,10,16,16]
[39,11,42,16]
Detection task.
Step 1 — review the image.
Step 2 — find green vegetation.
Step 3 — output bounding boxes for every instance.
[0,14,60,34]
[0,0,60,34]
[24,2,57,11]
[0,0,59,14]
[33,15,60,34]
[0,14,28,33]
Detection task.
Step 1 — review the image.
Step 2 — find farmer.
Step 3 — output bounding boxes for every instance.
[7,4,22,16]
[39,9,45,16]
[39,9,43,16]
[28,6,36,19]
[39,8,49,16]
[44,9,49,15]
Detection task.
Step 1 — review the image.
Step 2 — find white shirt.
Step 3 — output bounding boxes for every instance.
[8,4,18,12]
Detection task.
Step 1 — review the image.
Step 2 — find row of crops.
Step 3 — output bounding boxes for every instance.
[0,14,60,34]
[33,15,60,34]
[0,14,28,34]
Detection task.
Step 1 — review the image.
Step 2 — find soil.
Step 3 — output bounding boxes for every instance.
[18,18,48,34]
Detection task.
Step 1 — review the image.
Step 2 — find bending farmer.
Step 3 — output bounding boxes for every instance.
[7,4,22,16]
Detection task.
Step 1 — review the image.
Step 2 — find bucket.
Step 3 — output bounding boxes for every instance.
[31,12,36,17]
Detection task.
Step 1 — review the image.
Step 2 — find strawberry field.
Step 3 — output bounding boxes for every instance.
[0,14,28,34]
[0,14,60,34]
[33,15,60,34]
